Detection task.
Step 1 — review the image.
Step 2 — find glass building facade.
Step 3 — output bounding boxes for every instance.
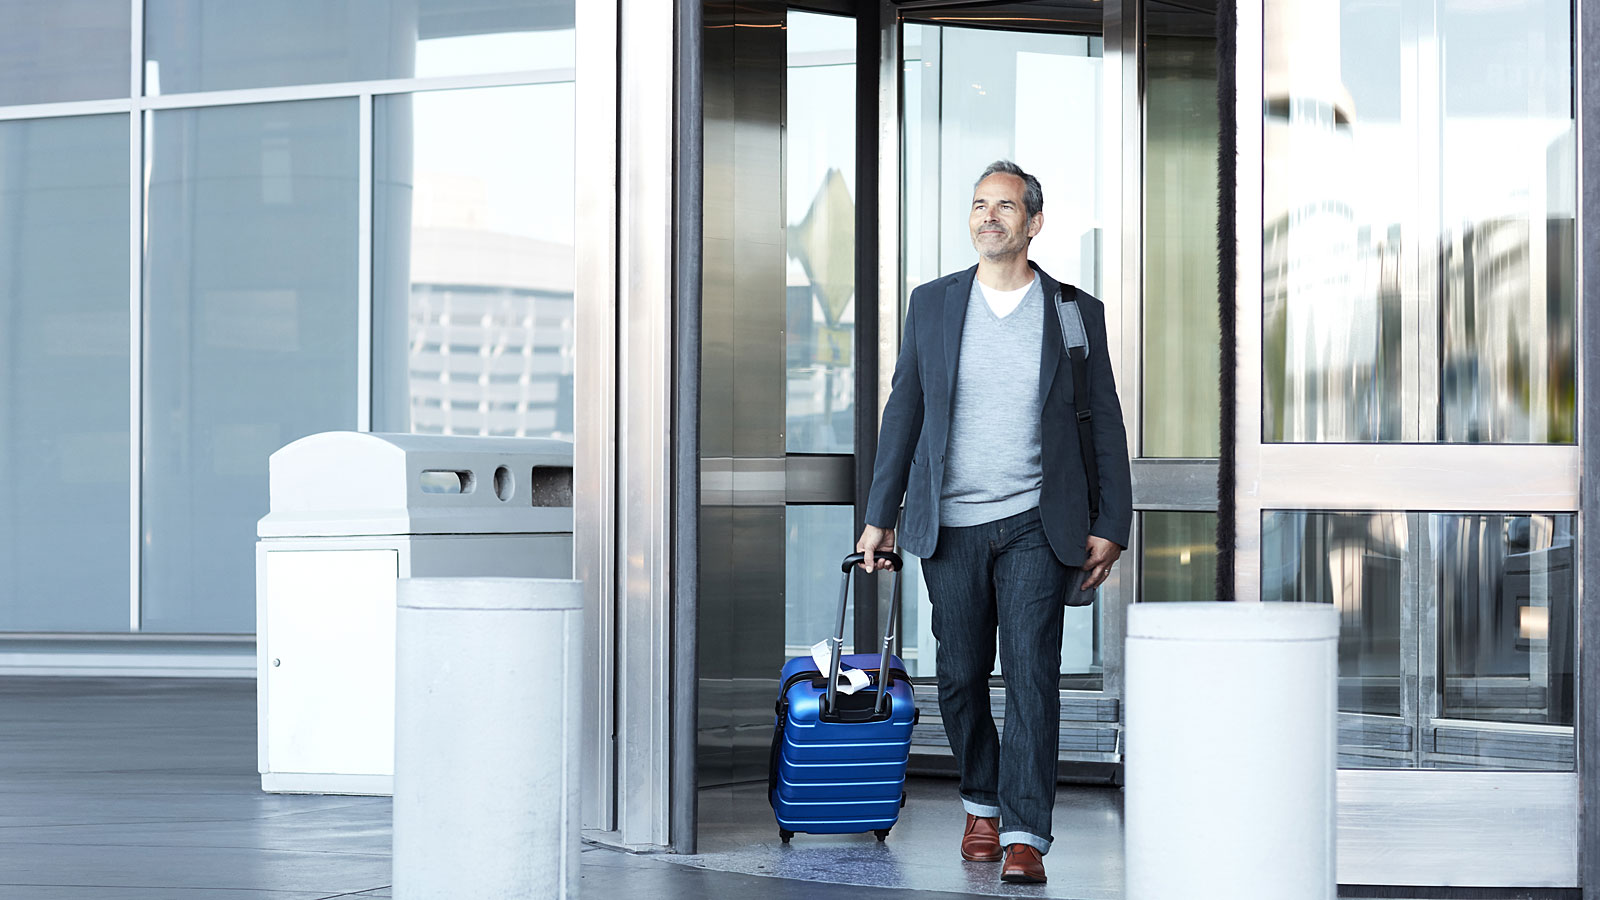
[0,0,576,635]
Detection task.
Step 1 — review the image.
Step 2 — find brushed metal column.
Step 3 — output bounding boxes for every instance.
[574,0,619,835]
[699,0,788,788]
[1578,0,1596,893]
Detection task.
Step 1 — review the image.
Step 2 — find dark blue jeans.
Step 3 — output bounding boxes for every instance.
[920,506,1071,855]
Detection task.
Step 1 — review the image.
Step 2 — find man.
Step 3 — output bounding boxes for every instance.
[857,161,1131,884]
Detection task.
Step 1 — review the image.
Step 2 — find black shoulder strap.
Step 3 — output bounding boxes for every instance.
[1054,286,1100,523]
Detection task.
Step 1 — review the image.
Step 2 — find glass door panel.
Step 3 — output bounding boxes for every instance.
[786,10,857,455]
[785,505,857,657]
[1262,509,1577,771]
[898,13,1107,695]
[1143,29,1220,459]
[1140,512,1219,604]
[902,23,1104,301]
[780,11,860,654]
[1263,0,1576,444]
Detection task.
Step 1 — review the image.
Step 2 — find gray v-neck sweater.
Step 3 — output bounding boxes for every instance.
[939,276,1045,527]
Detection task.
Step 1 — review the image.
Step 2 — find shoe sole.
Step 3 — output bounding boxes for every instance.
[1001,872,1047,884]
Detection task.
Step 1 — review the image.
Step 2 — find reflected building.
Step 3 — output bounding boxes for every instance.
[1439,171,1578,443]
[402,175,575,439]
[1263,0,1397,443]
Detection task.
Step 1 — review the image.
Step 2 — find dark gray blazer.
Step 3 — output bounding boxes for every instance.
[863,262,1132,568]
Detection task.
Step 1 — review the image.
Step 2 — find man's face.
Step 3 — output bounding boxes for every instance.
[969,173,1042,261]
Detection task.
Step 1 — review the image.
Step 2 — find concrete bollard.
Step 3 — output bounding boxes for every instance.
[1125,602,1338,900]
[394,577,583,900]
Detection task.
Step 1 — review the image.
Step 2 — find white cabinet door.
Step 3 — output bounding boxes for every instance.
[264,549,399,776]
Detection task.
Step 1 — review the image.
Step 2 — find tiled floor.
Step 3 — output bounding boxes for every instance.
[0,677,1564,900]
[0,677,1103,899]
[678,779,1122,898]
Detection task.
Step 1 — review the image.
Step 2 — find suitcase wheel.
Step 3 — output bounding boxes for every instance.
[874,828,891,842]
[779,829,794,844]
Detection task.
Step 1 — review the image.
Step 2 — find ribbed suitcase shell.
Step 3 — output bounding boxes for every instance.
[769,652,917,836]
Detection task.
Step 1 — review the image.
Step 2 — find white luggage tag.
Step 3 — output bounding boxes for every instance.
[810,637,871,696]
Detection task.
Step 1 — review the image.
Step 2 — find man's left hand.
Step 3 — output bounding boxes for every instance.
[1079,536,1123,593]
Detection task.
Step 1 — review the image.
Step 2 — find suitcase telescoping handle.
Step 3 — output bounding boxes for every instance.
[827,551,905,717]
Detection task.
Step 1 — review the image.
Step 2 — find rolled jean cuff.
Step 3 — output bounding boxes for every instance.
[960,797,1000,818]
[999,830,1053,855]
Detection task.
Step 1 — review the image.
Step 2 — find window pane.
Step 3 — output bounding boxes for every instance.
[0,0,130,106]
[1262,511,1406,721]
[1435,514,1575,731]
[0,116,130,631]
[1436,1,1576,442]
[1263,3,1405,442]
[785,506,856,657]
[1262,0,1576,443]
[1142,35,1220,458]
[784,11,855,454]
[144,0,575,95]
[1140,511,1217,603]
[373,85,575,438]
[142,100,358,633]
[1263,509,1576,771]
[902,25,1104,300]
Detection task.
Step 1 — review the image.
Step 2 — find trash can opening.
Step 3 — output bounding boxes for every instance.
[528,466,574,507]
[420,470,475,494]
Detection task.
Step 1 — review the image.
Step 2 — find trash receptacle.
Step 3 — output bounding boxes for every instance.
[1124,601,1339,900]
[394,577,582,900]
[255,432,573,796]
[1120,598,1344,890]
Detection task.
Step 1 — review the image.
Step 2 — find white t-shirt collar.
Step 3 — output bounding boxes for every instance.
[976,274,1037,319]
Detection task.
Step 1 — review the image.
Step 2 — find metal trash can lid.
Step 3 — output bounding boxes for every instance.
[1126,602,1338,642]
[259,432,574,538]
[398,577,583,612]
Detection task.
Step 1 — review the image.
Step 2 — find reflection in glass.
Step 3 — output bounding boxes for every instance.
[1263,511,1405,719]
[143,100,359,632]
[1435,514,1574,729]
[786,506,856,657]
[902,24,1103,304]
[145,0,575,95]
[0,116,130,631]
[1262,0,1574,443]
[1143,32,1220,459]
[0,0,130,105]
[1140,512,1217,603]
[373,85,575,438]
[785,11,855,454]
[1263,2,1404,442]
[1436,1,1576,443]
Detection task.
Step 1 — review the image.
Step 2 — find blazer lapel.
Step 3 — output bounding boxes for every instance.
[1037,267,1065,402]
[944,265,977,401]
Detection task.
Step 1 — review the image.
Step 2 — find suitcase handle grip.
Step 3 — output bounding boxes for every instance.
[841,550,903,573]
[826,551,907,718]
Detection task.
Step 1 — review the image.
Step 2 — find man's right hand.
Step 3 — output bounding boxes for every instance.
[856,525,896,571]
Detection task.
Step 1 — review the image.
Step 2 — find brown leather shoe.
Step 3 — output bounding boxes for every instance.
[1001,843,1047,884]
[960,814,1002,862]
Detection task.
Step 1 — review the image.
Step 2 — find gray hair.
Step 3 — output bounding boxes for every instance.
[975,160,1043,219]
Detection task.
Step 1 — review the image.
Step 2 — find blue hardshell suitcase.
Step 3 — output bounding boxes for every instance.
[769,551,918,843]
